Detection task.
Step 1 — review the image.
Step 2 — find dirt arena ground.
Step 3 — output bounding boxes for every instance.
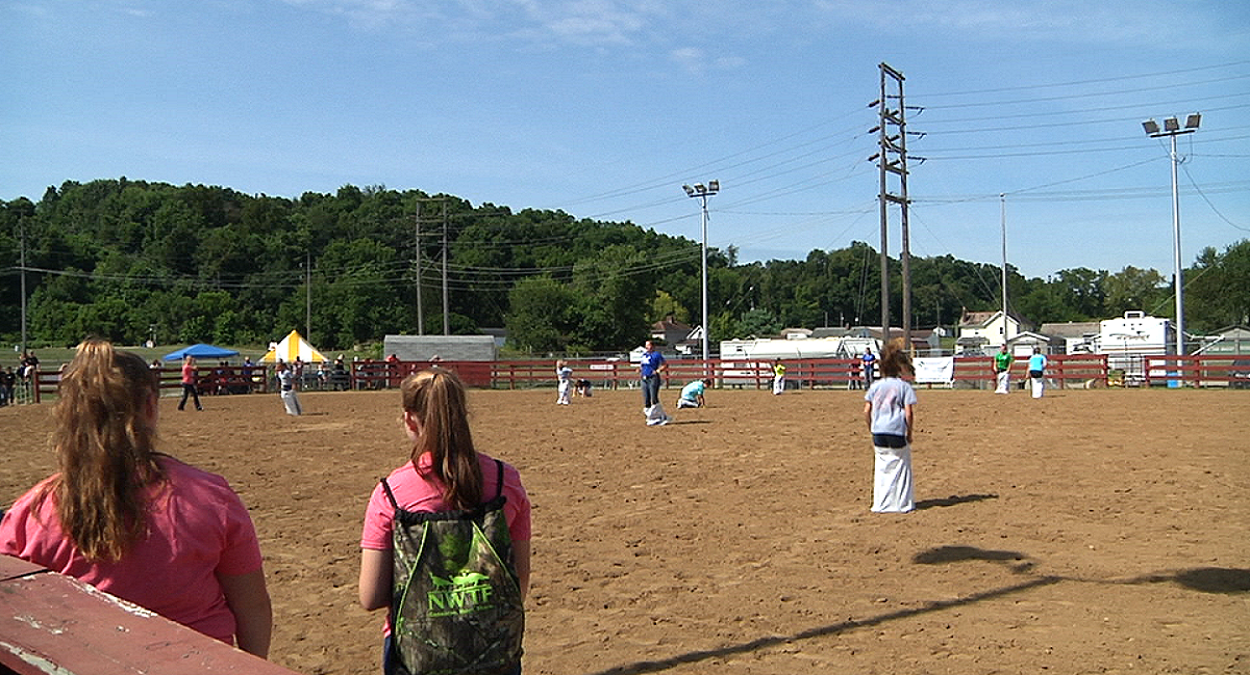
[2,385,1248,675]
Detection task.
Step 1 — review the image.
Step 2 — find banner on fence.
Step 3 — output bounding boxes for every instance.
[914,357,954,384]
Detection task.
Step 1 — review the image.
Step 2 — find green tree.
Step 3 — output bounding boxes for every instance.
[505,276,579,353]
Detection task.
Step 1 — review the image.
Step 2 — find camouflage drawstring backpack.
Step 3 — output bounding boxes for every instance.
[381,459,524,675]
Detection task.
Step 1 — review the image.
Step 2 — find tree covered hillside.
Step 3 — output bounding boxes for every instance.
[1,179,1246,352]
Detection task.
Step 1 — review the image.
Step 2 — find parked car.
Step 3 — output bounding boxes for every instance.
[1232,359,1250,390]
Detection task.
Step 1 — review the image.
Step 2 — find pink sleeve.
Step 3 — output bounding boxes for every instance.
[215,490,263,576]
[503,465,531,543]
[359,482,393,551]
[0,505,26,557]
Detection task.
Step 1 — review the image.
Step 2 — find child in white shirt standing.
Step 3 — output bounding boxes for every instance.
[556,360,573,405]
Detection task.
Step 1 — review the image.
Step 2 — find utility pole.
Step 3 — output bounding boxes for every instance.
[305,250,311,342]
[415,197,451,335]
[19,219,27,355]
[1142,113,1201,357]
[1001,194,1009,348]
[869,62,916,350]
[441,199,449,336]
[415,201,424,335]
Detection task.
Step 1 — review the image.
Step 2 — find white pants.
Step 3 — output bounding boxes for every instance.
[872,444,914,513]
[281,389,302,416]
[557,381,571,405]
[994,370,1010,394]
[1031,376,1045,398]
[773,376,785,395]
[676,397,700,409]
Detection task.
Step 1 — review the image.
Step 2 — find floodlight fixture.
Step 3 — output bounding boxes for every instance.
[682,179,720,374]
[1139,111,1202,359]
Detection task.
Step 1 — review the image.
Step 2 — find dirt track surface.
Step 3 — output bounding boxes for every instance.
[2,386,1248,675]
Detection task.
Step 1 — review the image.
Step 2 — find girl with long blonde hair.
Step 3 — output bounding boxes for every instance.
[0,339,272,656]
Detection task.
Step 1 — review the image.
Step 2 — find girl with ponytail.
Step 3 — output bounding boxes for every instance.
[358,367,532,673]
[0,339,272,657]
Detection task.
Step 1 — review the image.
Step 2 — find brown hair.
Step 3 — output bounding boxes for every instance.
[41,339,164,561]
[402,368,482,510]
[879,338,914,378]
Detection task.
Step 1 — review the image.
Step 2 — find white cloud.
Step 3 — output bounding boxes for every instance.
[810,0,1229,46]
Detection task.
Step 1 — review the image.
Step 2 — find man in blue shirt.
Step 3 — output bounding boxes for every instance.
[861,348,877,387]
[639,340,667,413]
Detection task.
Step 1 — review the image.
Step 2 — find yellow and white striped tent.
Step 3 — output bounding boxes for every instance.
[261,330,328,364]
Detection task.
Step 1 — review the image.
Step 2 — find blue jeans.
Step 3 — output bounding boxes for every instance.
[641,374,661,408]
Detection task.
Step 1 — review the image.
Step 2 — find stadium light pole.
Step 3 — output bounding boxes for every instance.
[1142,112,1200,357]
[683,180,719,374]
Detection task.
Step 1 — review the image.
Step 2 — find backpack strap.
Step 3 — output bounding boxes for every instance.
[493,459,505,501]
[379,477,400,510]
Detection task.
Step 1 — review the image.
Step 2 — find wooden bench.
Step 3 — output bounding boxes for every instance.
[0,555,302,675]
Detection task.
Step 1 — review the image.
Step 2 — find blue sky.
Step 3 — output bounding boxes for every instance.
[4,0,1248,279]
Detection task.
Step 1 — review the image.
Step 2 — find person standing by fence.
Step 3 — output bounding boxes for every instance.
[861,348,876,388]
[772,359,786,395]
[177,355,203,411]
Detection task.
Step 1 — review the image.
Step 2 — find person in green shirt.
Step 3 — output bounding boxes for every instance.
[993,344,1013,394]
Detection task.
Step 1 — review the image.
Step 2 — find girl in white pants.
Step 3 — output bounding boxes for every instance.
[863,340,918,513]
[276,362,302,416]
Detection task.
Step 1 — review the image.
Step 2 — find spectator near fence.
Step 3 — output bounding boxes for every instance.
[0,366,14,406]
[861,348,876,388]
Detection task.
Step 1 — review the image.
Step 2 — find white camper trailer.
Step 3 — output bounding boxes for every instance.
[717,336,881,387]
[1095,311,1174,381]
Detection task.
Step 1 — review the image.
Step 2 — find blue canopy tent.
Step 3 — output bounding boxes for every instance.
[162,344,240,361]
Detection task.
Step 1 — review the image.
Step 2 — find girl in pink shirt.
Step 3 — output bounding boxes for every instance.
[0,340,271,657]
[358,367,531,674]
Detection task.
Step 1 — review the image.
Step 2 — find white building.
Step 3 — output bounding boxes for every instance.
[956,310,1031,355]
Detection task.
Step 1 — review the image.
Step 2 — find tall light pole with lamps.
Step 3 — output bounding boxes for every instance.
[1142,112,1200,357]
[682,180,719,373]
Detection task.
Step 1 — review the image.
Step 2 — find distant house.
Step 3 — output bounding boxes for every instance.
[650,316,699,355]
[650,315,692,345]
[1040,321,1100,355]
[1194,325,1250,355]
[1006,331,1059,356]
[957,310,1033,355]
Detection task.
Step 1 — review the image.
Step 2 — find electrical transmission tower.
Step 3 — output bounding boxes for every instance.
[869,62,919,351]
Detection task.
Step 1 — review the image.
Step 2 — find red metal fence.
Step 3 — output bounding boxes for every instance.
[1143,354,1250,388]
[21,353,1250,401]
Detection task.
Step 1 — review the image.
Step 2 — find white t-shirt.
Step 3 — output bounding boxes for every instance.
[864,377,917,437]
